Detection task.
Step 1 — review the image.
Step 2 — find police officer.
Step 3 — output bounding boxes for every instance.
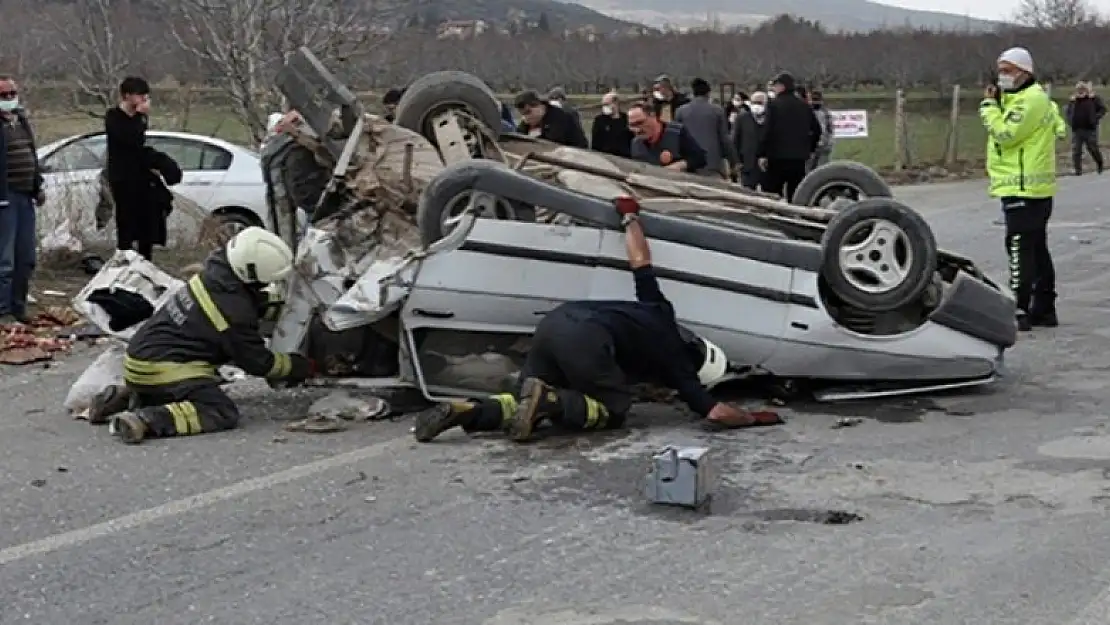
[86,227,316,444]
[627,101,707,173]
[412,198,764,444]
[982,47,1058,330]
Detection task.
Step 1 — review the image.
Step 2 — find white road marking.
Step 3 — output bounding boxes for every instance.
[0,436,409,566]
[484,605,722,624]
[1068,585,1110,625]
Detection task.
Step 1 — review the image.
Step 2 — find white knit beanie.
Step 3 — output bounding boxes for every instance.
[998,47,1034,74]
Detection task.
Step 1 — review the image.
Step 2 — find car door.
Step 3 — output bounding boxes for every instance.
[591,228,792,366]
[37,134,108,245]
[144,135,232,212]
[401,218,602,335]
[400,217,602,397]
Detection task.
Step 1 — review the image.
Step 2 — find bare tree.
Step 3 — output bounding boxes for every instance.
[1015,0,1098,29]
[160,0,390,142]
[42,0,146,111]
[0,1,54,83]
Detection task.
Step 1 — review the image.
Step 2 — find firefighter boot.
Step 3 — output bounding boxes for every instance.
[110,412,150,445]
[413,401,478,442]
[507,377,562,442]
[87,385,132,425]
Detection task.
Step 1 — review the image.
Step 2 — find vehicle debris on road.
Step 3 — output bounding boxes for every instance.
[281,391,391,435]
[0,307,81,365]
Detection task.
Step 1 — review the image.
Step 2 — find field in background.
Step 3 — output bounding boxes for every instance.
[25,86,1109,175]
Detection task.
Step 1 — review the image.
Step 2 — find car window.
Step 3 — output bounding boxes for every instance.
[43,135,107,172]
[146,136,233,171]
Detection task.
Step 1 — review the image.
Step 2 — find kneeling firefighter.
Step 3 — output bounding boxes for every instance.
[87,227,317,444]
[413,198,770,443]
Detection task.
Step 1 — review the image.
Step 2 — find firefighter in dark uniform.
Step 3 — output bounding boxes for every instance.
[627,101,707,173]
[412,198,764,444]
[86,227,316,444]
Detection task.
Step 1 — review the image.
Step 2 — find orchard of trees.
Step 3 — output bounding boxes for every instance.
[1,0,1106,140]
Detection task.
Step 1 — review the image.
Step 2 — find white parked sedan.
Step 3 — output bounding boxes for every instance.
[36,130,270,243]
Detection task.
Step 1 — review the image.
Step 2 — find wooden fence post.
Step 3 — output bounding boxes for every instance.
[945,84,961,166]
[894,89,906,170]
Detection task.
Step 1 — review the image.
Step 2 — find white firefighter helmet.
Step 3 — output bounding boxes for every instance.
[226,226,294,284]
[696,337,729,386]
[677,325,729,386]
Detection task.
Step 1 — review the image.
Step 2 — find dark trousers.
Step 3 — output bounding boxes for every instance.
[110,182,155,261]
[465,307,632,433]
[1002,196,1056,316]
[126,379,241,438]
[1072,128,1103,174]
[762,158,808,201]
[739,168,762,191]
[0,191,35,317]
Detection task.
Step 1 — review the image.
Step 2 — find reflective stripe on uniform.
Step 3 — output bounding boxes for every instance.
[1008,234,1022,292]
[489,393,518,428]
[583,395,610,430]
[268,351,293,377]
[188,275,230,332]
[124,355,219,386]
[166,401,203,435]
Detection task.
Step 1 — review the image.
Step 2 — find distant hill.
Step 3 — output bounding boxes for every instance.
[575,0,1003,32]
[393,0,646,32]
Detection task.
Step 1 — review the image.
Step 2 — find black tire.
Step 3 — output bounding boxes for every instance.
[417,162,535,246]
[211,209,262,247]
[395,71,502,146]
[820,198,937,312]
[792,161,892,207]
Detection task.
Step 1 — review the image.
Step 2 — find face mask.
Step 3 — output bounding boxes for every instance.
[997,74,1017,91]
[0,99,19,112]
[767,91,776,99]
[601,105,614,115]
[750,104,765,115]
[549,100,562,108]
[652,90,665,100]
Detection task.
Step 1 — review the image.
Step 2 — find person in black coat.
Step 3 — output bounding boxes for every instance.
[591,92,635,158]
[381,88,405,123]
[651,74,690,123]
[756,72,823,201]
[105,77,160,260]
[514,90,588,148]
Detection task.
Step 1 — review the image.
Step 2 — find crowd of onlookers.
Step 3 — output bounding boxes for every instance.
[503,72,837,201]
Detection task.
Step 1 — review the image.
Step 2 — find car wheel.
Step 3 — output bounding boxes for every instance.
[417,162,536,246]
[820,198,937,312]
[214,210,260,243]
[394,71,502,148]
[792,162,892,208]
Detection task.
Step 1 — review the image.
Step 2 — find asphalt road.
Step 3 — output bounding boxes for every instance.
[4,174,1110,625]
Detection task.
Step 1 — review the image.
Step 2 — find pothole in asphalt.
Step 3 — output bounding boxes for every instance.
[752,508,864,524]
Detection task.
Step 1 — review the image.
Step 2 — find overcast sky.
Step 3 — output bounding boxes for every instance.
[878,0,1110,20]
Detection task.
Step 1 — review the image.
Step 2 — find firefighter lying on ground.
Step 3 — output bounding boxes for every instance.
[413,198,769,444]
[86,227,317,444]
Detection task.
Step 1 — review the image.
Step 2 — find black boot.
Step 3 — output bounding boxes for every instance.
[412,401,477,442]
[88,385,132,425]
[1016,313,1033,332]
[508,378,562,442]
[1029,310,1059,327]
[110,412,149,444]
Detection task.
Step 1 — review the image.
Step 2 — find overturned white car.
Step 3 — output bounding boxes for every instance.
[75,49,1016,403]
